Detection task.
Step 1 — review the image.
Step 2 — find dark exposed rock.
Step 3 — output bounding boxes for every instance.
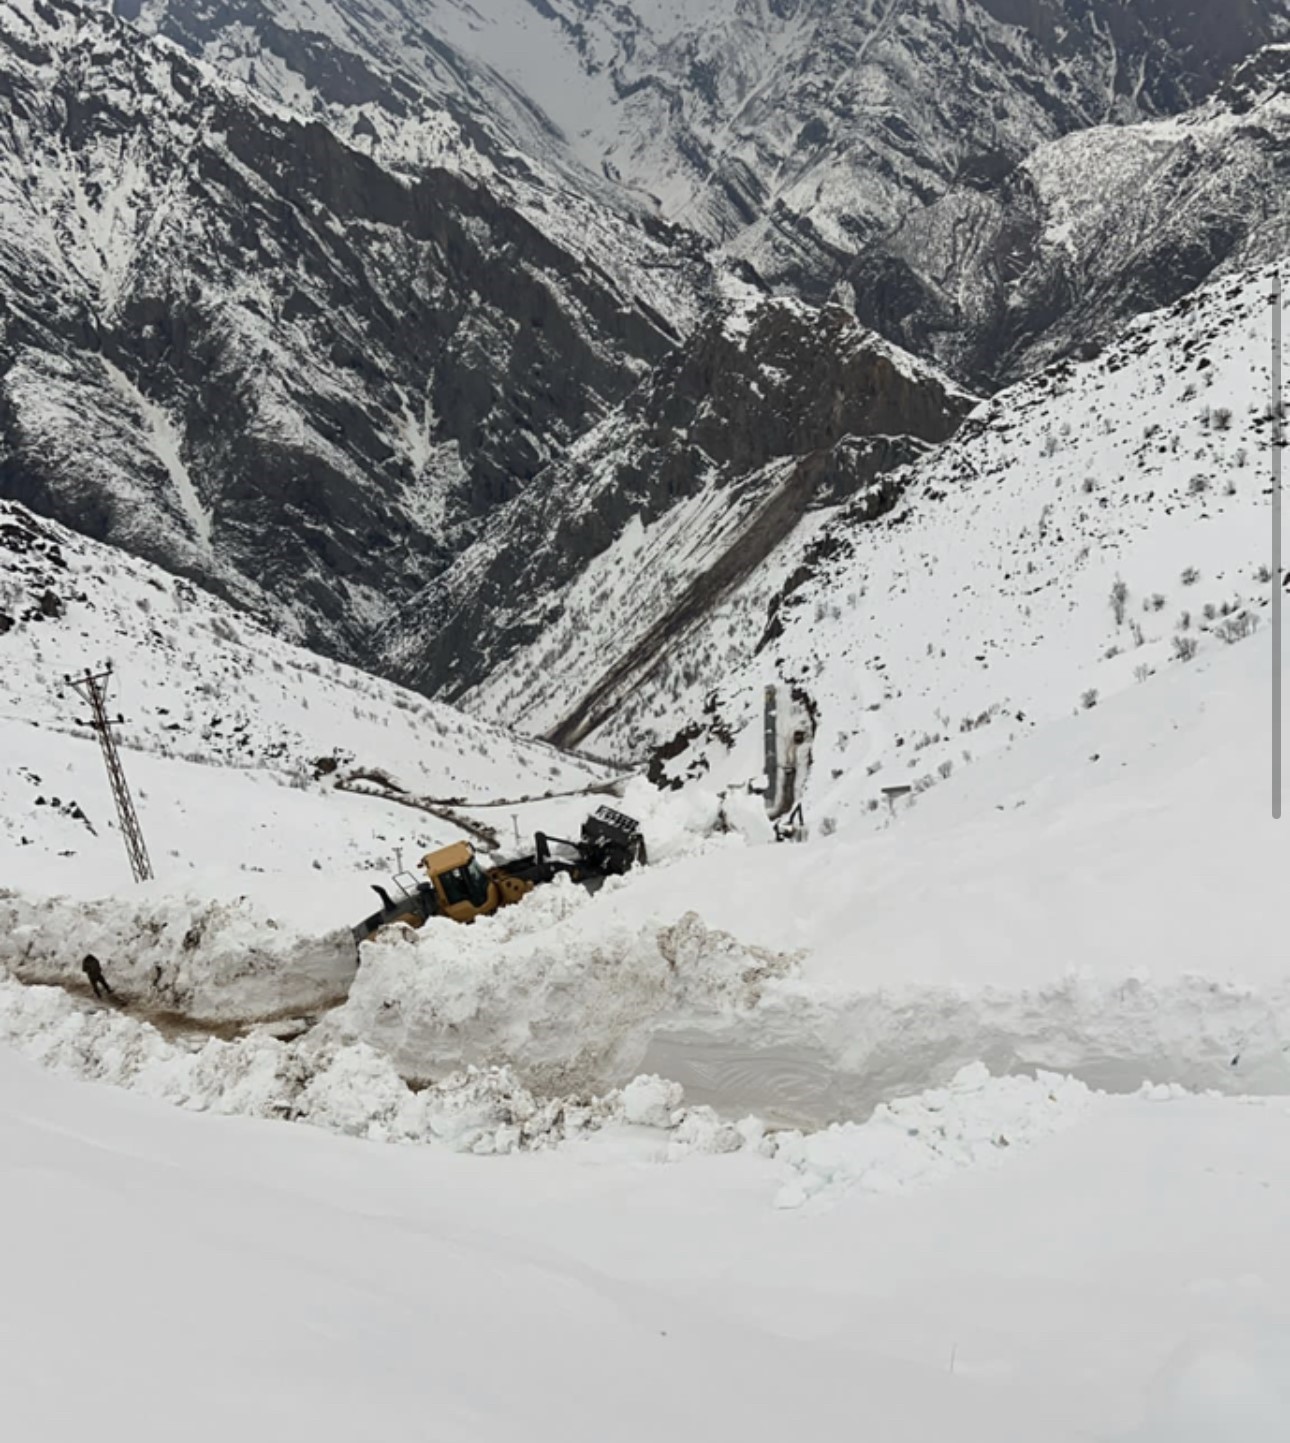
[848,48,1290,387]
[382,299,972,724]
[0,0,693,657]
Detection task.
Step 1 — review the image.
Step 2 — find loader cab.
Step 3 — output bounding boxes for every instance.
[421,840,499,923]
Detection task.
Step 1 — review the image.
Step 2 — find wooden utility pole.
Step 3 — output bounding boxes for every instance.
[65,664,154,883]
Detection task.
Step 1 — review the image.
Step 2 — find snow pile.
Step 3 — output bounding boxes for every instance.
[0,971,757,1158]
[0,887,355,1024]
[337,883,801,1094]
[768,1064,1094,1210]
[616,774,771,861]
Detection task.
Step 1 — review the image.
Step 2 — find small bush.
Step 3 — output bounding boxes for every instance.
[1216,613,1256,644]
[1081,688,1099,710]
[1181,566,1200,586]
[1110,577,1129,626]
[1173,635,1199,662]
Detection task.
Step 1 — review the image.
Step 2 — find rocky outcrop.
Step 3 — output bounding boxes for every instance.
[846,45,1290,386]
[0,0,693,653]
[381,297,972,724]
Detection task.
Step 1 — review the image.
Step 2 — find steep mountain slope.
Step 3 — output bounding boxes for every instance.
[0,498,609,902]
[852,44,1290,385]
[120,3,1290,398]
[381,286,973,731]
[131,0,1290,289]
[491,260,1281,805]
[0,0,698,658]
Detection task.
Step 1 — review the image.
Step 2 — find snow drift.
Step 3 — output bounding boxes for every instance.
[0,889,355,1024]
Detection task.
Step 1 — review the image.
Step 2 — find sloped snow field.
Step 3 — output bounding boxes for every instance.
[577,261,1284,820]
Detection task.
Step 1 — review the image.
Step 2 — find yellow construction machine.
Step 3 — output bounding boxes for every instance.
[352,806,645,945]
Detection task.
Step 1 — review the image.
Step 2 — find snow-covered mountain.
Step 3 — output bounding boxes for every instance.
[852,43,1290,385]
[0,0,702,659]
[472,259,1281,821]
[129,0,1290,275]
[5,0,1289,704]
[123,1,1290,382]
[382,285,973,722]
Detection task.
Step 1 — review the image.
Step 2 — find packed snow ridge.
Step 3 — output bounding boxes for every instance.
[0,960,1102,1213]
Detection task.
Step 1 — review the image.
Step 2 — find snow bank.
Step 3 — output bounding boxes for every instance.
[768,1063,1093,1209]
[335,879,800,1094]
[0,963,1097,1218]
[338,864,1290,1129]
[0,972,750,1159]
[0,887,356,1023]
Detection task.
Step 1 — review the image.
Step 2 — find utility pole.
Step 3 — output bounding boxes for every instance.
[65,664,154,883]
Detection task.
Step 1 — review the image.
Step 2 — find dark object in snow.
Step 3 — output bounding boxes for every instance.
[353,806,646,947]
[81,954,114,1001]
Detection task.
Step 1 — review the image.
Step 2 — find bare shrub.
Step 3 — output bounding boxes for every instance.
[1215,613,1256,645]
[1109,577,1129,626]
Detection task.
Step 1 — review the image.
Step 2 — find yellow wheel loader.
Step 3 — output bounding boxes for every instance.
[352,806,645,945]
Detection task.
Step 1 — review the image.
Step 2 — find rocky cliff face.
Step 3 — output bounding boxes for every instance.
[381,292,973,742]
[0,0,697,653]
[848,43,1290,386]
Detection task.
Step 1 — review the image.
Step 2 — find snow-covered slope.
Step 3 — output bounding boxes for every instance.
[556,260,1282,810]
[0,500,609,902]
[385,290,973,729]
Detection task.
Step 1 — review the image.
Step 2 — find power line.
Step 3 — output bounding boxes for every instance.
[65,664,154,882]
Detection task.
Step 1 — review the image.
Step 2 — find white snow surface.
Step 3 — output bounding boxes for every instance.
[6,1014,1290,1440]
